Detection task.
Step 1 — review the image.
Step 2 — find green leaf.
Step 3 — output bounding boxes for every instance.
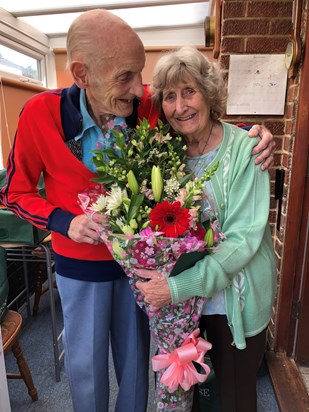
[92,175,120,186]
[161,122,170,135]
[101,149,120,159]
[115,134,125,151]
[127,193,145,222]
[179,173,195,187]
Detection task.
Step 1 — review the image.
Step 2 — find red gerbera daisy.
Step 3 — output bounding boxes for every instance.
[149,201,190,238]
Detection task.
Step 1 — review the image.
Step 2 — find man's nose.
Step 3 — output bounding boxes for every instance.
[131,74,144,98]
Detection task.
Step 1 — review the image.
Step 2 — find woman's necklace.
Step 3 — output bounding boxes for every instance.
[187,121,213,177]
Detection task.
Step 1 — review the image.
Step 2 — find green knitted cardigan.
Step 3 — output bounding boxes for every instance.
[168,121,277,349]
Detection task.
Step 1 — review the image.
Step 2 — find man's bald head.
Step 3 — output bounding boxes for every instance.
[66,9,144,66]
[66,9,145,120]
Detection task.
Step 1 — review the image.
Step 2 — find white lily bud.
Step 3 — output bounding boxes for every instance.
[127,170,140,194]
[151,165,163,202]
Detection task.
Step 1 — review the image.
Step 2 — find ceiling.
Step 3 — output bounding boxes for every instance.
[0,1,211,38]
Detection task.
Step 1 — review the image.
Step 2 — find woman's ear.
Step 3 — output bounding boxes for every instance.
[70,61,88,88]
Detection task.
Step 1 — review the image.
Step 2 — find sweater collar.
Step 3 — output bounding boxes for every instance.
[60,83,140,141]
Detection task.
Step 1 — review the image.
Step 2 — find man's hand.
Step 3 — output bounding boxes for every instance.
[248,124,276,170]
[67,213,106,244]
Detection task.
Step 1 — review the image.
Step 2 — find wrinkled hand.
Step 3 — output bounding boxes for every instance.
[67,213,106,244]
[135,268,172,310]
[249,124,276,170]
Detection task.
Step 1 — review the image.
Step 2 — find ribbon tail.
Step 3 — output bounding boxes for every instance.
[179,361,210,391]
[160,363,184,392]
[152,354,174,372]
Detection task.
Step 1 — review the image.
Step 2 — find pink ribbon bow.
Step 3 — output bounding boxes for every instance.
[152,328,212,392]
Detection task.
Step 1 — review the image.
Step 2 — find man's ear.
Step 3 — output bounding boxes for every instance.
[70,61,88,88]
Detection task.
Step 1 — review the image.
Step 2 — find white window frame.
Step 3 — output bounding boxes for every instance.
[0,8,51,87]
[0,38,46,86]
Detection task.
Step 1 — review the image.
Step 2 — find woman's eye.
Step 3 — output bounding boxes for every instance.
[164,93,175,102]
[183,88,195,96]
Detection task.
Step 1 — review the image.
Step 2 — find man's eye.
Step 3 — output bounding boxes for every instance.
[118,73,131,82]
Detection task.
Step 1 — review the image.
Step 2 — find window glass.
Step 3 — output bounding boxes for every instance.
[0,44,40,80]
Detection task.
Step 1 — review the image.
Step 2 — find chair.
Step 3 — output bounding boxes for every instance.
[2,240,64,382]
[31,234,57,316]
[0,246,38,401]
[1,310,38,401]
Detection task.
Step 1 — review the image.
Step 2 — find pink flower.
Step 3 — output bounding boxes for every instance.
[183,305,192,314]
[106,119,115,129]
[192,314,200,322]
[144,246,155,256]
[140,227,154,237]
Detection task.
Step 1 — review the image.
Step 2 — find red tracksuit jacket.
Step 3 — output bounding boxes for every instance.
[0,84,160,281]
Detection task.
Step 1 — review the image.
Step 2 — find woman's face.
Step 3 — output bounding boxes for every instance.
[161,76,211,141]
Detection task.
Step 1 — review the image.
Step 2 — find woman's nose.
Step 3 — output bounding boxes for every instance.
[174,96,186,114]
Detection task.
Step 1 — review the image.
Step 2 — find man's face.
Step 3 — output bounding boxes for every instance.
[86,43,145,119]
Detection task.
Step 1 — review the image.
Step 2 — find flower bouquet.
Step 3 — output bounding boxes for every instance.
[78,119,224,411]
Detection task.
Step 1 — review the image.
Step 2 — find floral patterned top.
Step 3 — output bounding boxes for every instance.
[75,89,128,173]
[186,146,226,315]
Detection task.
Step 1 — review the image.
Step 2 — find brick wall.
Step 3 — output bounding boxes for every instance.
[217,0,304,349]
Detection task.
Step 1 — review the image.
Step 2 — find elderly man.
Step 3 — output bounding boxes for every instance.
[0,9,275,412]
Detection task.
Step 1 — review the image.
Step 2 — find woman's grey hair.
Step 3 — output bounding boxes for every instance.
[152,46,227,120]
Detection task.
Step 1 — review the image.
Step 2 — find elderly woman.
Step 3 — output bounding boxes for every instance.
[136,47,277,412]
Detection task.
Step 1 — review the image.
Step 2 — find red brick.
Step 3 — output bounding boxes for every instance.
[247,1,293,18]
[273,153,282,167]
[283,135,293,152]
[269,168,277,180]
[287,84,300,102]
[270,199,277,210]
[270,20,293,35]
[224,2,247,18]
[246,37,290,53]
[269,210,277,223]
[284,119,293,134]
[221,37,245,53]
[264,121,285,135]
[281,153,290,168]
[222,19,269,36]
[276,225,285,242]
[274,136,283,151]
[280,212,287,231]
[284,103,293,119]
[275,233,285,250]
